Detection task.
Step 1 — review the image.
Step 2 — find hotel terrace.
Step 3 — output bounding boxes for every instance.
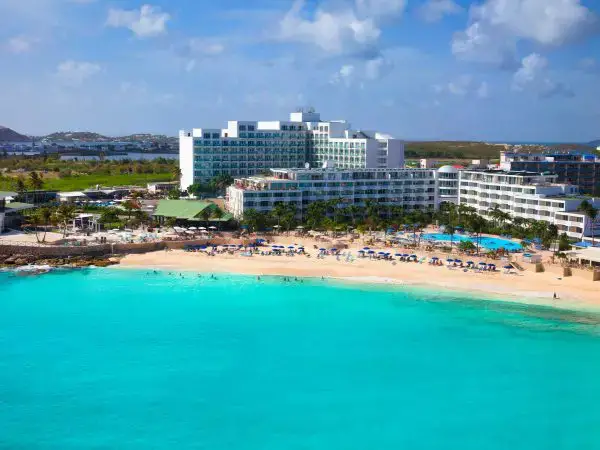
[459,170,600,239]
[226,167,437,220]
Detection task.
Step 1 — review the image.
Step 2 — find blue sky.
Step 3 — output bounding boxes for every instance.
[1,0,599,142]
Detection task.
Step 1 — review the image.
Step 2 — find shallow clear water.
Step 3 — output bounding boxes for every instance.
[1,268,599,449]
[422,233,523,251]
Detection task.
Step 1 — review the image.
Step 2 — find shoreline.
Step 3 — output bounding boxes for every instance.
[114,249,600,313]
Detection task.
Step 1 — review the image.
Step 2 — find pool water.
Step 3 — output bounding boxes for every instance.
[422,233,522,251]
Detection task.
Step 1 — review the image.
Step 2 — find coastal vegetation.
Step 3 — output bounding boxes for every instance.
[0,155,178,191]
[241,201,565,251]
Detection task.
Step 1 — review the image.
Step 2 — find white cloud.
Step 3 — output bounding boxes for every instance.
[452,0,597,66]
[330,65,355,86]
[277,0,398,54]
[355,0,407,18]
[447,74,472,96]
[106,4,170,38]
[511,53,574,98]
[418,0,462,23]
[187,38,225,56]
[6,36,38,54]
[365,55,393,79]
[476,81,489,99]
[433,75,489,98]
[56,60,101,86]
[512,53,547,90]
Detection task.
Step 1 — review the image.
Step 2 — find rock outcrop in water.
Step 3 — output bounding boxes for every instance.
[0,254,121,269]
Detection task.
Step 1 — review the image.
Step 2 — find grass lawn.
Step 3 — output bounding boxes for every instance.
[0,173,174,192]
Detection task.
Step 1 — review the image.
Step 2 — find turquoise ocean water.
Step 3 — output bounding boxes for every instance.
[1,268,600,449]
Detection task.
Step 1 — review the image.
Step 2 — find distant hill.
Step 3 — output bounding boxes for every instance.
[41,131,174,142]
[43,131,110,142]
[587,140,600,148]
[0,125,30,142]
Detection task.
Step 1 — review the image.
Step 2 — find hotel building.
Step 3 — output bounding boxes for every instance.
[226,167,437,220]
[459,170,600,239]
[179,110,404,189]
[500,150,600,196]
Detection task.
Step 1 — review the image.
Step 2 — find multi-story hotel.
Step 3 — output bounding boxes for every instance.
[500,150,600,196]
[459,170,600,239]
[226,167,437,220]
[179,110,404,189]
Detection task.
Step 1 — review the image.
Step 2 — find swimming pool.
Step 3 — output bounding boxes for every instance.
[422,233,522,251]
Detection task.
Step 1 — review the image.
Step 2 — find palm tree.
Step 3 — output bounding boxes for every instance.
[54,204,77,237]
[171,166,182,182]
[242,208,267,232]
[446,224,456,249]
[31,207,53,243]
[211,207,224,230]
[578,200,599,245]
[305,201,327,230]
[13,176,26,196]
[200,207,212,228]
[271,202,289,228]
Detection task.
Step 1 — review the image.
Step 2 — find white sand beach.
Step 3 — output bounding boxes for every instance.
[117,237,600,311]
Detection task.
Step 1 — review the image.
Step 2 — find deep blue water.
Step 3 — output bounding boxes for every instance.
[1,268,600,449]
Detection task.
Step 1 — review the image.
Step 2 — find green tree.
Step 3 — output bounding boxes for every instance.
[167,189,180,200]
[305,201,327,230]
[29,171,44,190]
[171,166,182,182]
[558,233,571,251]
[31,207,54,243]
[578,200,599,246]
[13,176,26,195]
[458,240,476,252]
[54,204,77,237]
[122,199,141,220]
[242,208,267,232]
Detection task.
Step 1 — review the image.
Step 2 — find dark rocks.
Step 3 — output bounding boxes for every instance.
[1,254,120,269]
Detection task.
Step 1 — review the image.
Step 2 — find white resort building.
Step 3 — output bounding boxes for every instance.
[179,109,404,189]
[226,167,437,220]
[459,170,600,239]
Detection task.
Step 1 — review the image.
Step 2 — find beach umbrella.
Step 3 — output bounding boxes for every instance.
[363,247,370,250]
[358,250,365,253]
[378,251,386,255]
[446,258,454,262]
[319,248,326,251]
[296,226,304,229]
[488,263,496,266]
[298,246,304,249]
[454,259,462,263]
[504,265,513,269]
[209,226,217,230]
[273,225,281,228]
[198,227,207,230]
[431,256,439,260]
[395,253,403,257]
[188,227,197,230]
[331,248,337,251]
[288,245,295,249]
[368,250,375,254]
[479,262,487,266]
[410,254,417,258]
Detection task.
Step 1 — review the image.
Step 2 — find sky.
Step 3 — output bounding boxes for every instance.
[0,0,599,142]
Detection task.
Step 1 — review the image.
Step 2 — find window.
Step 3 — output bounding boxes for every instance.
[212,133,220,139]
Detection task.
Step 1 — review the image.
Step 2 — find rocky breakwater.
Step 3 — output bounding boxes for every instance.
[0,254,121,269]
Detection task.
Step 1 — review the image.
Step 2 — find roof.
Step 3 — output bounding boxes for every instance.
[5,202,35,212]
[438,165,458,173]
[153,200,214,219]
[565,247,600,264]
[0,191,17,199]
[58,191,87,197]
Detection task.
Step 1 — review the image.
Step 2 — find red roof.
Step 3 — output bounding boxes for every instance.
[452,164,465,169]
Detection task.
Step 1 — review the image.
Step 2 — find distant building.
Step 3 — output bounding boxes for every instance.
[147,181,180,194]
[1,191,35,232]
[459,169,600,239]
[420,159,437,169]
[179,109,405,188]
[226,167,437,220]
[500,150,600,195]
